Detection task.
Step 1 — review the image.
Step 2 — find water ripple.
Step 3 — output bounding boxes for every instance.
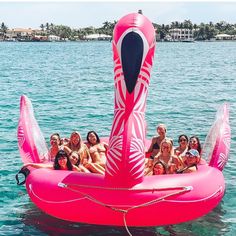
[0,41,236,235]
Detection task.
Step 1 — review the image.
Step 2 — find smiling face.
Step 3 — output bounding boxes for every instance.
[70,133,80,146]
[185,154,198,165]
[157,125,166,137]
[50,134,60,147]
[69,152,79,165]
[161,141,171,154]
[189,137,199,150]
[153,163,166,175]
[88,132,97,145]
[178,135,188,148]
[58,155,68,168]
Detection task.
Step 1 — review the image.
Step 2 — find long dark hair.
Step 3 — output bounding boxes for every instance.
[54,150,73,170]
[189,135,202,154]
[50,133,62,145]
[86,130,100,144]
[178,134,189,143]
[153,160,167,174]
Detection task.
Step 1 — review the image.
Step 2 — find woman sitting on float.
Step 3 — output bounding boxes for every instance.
[69,151,90,173]
[48,133,64,162]
[152,160,168,175]
[177,149,200,173]
[174,134,189,158]
[145,138,183,175]
[85,131,108,175]
[188,135,202,155]
[22,150,81,172]
[64,131,91,165]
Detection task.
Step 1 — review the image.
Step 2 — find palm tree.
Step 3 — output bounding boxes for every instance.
[101,21,116,35]
[183,20,193,30]
[45,22,50,36]
[83,26,95,36]
[170,21,180,29]
[204,25,214,40]
[50,23,54,34]
[1,22,8,40]
[193,24,198,30]
[40,24,45,33]
[77,28,87,40]
[195,23,206,40]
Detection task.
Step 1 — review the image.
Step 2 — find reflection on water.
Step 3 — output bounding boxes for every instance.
[21,205,157,236]
[1,41,236,235]
[18,200,229,236]
[170,202,229,236]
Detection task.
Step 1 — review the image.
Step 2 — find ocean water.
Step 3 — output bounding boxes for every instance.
[0,41,235,236]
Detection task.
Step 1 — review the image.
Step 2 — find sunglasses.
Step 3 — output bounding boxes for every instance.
[190,140,198,144]
[179,139,187,142]
[58,156,67,160]
[186,154,197,158]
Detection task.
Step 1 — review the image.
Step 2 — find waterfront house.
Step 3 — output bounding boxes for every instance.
[48,35,60,41]
[31,35,48,41]
[5,28,42,41]
[215,34,234,40]
[6,28,34,41]
[84,34,112,41]
[169,28,194,42]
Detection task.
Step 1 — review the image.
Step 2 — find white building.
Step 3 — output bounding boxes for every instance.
[169,28,194,42]
[215,34,234,40]
[48,35,61,41]
[84,34,112,41]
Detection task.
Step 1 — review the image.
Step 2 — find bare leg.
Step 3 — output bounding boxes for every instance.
[85,163,105,175]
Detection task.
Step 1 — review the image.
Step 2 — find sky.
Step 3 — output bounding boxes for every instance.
[0,1,236,29]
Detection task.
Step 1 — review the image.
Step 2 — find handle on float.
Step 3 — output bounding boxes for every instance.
[15,167,30,185]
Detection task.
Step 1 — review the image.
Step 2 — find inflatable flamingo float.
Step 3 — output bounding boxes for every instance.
[17,13,231,227]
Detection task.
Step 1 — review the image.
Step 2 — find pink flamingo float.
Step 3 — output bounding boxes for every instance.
[17,13,231,228]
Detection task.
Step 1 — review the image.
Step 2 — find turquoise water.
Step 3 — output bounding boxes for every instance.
[0,41,236,236]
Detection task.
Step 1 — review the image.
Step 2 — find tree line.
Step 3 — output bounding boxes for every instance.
[154,20,236,40]
[1,19,236,41]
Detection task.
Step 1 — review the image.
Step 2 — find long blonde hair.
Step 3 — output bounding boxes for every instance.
[155,138,174,158]
[68,131,84,150]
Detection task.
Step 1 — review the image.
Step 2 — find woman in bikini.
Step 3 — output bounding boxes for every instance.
[64,131,91,166]
[48,133,63,162]
[152,138,182,174]
[69,151,90,173]
[23,150,80,171]
[85,131,108,174]
[152,160,167,175]
[145,124,167,171]
[174,134,189,158]
[188,135,202,156]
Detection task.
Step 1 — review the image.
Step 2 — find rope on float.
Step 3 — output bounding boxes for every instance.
[29,184,87,204]
[58,183,193,236]
[59,182,192,192]
[58,183,193,211]
[30,183,223,236]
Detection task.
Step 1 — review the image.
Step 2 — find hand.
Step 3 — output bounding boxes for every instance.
[169,163,177,174]
[61,138,69,145]
[147,159,153,167]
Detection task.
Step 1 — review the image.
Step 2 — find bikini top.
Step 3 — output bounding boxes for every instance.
[153,141,160,150]
[156,155,174,168]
